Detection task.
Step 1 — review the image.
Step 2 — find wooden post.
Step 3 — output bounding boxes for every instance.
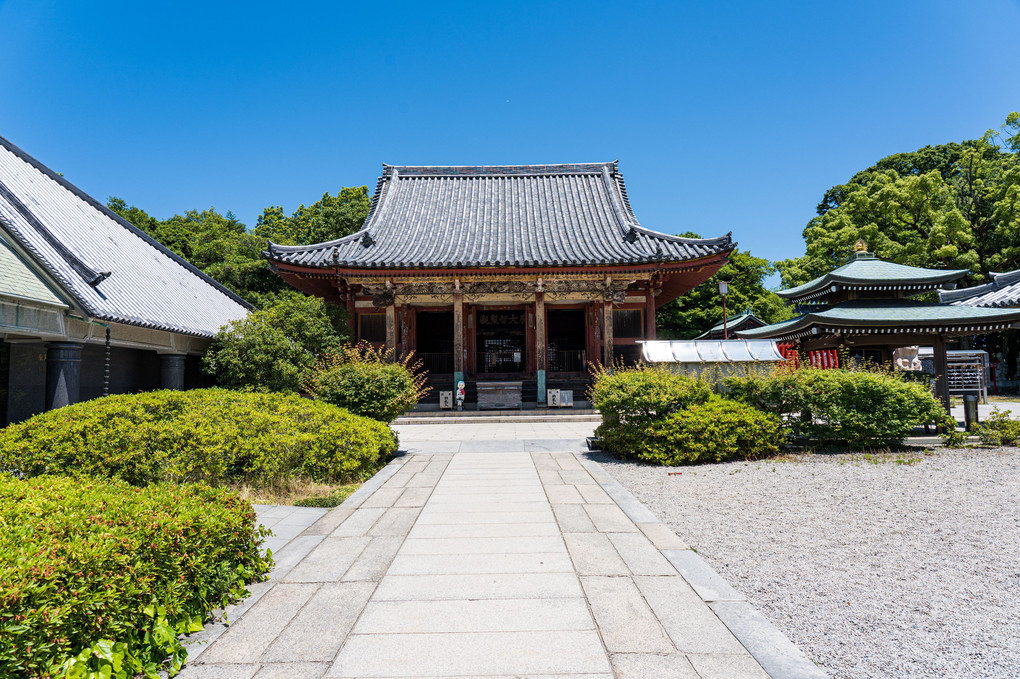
[933,334,951,412]
[385,303,396,356]
[453,282,465,385]
[535,289,547,403]
[603,299,614,367]
[645,287,656,340]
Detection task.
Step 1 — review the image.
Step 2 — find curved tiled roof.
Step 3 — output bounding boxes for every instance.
[737,300,1020,341]
[0,135,250,338]
[778,253,968,301]
[940,269,1020,308]
[266,163,733,269]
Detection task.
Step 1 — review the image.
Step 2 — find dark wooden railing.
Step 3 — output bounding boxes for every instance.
[548,349,586,373]
[419,352,454,376]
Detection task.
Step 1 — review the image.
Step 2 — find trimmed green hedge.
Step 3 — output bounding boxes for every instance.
[0,475,271,678]
[589,366,712,458]
[724,366,952,447]
[638,396,786,464]
[0,389,397,487]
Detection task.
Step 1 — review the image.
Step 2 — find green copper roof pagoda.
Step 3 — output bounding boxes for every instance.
[694,311,766,339]
[777,251,968,303]
[737,300,1020,341]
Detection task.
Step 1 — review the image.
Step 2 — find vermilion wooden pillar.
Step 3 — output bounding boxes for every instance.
[535,290,547,403]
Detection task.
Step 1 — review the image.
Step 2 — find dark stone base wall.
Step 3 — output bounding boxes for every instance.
[6,344,47,425]
[79,345,161,401]
[3,340,207,426]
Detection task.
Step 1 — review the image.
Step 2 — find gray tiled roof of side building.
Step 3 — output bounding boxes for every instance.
[265,162,734,269]
[940,269,1020,308]
[0,135,250,338]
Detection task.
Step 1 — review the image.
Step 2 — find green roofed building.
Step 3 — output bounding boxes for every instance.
[737,248,1020,408]
[694,312,766,340]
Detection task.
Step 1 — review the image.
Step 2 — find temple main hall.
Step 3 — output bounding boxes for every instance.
[266,162,734,406]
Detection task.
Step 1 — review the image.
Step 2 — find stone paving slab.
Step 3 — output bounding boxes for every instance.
[329,630,613,677]
[181,436,824,678]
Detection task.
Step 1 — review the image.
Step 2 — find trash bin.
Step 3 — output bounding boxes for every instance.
[963,394,980,431]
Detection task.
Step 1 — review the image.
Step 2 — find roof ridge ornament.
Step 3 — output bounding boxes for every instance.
[854,239,867,252]
[361,232,375,247]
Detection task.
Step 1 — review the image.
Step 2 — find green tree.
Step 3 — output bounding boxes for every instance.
[778,113,1020,288]
[107,197,160,235]
[656,246,795,339]
[202,295,346,392]
[254,186,371,245]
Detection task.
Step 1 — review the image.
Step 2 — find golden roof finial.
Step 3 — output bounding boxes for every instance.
[854,239,867,253]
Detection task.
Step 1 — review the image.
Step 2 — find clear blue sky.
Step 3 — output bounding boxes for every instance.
[2,0,1018,274]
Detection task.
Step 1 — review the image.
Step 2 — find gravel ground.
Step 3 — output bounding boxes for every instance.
[593,447,1020,679]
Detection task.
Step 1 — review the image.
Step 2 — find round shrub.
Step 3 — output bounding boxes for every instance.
[590,365,712,457]
[305,344,429,423]
[638,397,786,465]
[977,407,1020,446]
[0,389,397,487]
[725,366,952,447]
[0,475,270,678]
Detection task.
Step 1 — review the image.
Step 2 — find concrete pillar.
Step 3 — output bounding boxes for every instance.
[453,287,465,386]
[535,290,546,403]
[45,342,83,410]
[159,354,187,390]
[603,300,614,367]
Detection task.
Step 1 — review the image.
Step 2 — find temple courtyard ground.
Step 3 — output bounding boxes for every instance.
[177,412,1019,679]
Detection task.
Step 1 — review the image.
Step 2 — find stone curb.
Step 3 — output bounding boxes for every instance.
[183,457,409,662]
[577,455,829,679]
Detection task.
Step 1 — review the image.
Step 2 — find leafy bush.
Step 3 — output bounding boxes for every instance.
[0,389,396,487]
[0,475,271,678]
[305,344,430,423]
[203,294,344,393]
[977,407,1020,446]
[638,397,786,465]
[589,365,712,457]
[725,366,952,447]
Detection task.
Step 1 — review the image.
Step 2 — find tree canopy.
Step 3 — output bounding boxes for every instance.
[777,114,1020,288]
[108,186,370,309]
[656,245,795,339]
[253,186,370,246]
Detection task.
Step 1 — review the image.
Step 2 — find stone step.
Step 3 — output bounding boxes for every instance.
[394,409,602,424]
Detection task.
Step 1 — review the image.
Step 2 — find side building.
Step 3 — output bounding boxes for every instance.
[265,162,734,406]
[0,135,250,425]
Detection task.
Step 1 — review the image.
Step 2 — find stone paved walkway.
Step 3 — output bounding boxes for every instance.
[178,427,825,679]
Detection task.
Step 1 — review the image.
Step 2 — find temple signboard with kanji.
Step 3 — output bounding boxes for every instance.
[265,162,734,406]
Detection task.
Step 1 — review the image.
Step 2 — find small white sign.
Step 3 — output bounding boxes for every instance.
[439,391,453,409]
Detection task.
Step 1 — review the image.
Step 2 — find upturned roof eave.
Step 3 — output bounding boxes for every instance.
[738,305,1020,340]
[777,271,969,300]
[268,249,733,279]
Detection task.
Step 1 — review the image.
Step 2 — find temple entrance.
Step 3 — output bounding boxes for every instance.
[547,308,587,372]
[476,309,526,374]
[415,311,454,375]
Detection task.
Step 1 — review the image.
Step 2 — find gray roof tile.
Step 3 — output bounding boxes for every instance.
[0,135,250,338]
[266,162,733,269]
[940,269,1020,307]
